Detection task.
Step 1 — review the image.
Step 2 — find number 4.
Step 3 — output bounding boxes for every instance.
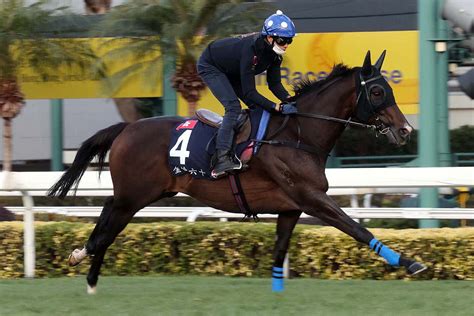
[170,130,192,164]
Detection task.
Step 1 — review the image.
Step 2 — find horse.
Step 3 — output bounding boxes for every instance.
[48,50,426,294]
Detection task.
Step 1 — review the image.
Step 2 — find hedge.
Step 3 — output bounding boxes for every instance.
[335,124,474,156]
[1,222,473,280]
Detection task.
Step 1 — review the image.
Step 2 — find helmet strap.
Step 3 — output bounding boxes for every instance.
[263,24,285,55]
[263,25,270,36]
[265,35,285,55]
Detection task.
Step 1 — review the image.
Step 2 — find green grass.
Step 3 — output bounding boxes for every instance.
[0,276,473,316]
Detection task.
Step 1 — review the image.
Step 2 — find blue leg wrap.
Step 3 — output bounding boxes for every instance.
[272,266,284,292]
[369,238,400,267]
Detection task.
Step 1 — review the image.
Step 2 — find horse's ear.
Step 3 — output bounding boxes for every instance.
[361,50,372,76]
[374,50,386,71]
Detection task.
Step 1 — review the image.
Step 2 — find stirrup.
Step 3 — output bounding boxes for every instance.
[211,155,243,179]
[211,162,243,179]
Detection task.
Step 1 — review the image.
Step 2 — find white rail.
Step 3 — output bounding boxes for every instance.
[8,206,474,220]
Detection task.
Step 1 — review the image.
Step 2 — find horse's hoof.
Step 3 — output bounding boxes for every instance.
[87,285,97,295]
[68,248,87,266]
[407,262,427,275]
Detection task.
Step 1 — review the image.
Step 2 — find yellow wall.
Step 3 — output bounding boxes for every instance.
[20,37,163,99]
[21,31,418,115]
[179,31,419,116]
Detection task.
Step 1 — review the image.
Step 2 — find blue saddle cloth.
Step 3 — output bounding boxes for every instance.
[168,107,267,180]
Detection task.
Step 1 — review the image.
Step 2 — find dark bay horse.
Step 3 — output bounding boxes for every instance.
[48,51,425,294]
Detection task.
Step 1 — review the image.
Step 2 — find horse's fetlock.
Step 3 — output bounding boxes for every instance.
[399,256,413,268]
[87,275,98,287]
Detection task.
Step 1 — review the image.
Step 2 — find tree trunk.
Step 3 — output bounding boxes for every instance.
[3,118,12,171]
[113,98,144,122]
[84,0,111,14]
[83,1,142,123]
[187,100,198,117]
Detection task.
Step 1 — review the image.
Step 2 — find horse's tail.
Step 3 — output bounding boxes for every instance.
[48,122,129,199]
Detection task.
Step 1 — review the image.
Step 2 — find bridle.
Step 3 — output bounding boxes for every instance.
[293,70,391,135]
[255,69,393,156]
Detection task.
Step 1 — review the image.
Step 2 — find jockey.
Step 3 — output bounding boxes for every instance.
[197,10,298,179]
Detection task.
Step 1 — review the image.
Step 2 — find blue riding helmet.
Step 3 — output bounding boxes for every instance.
[261,10,296,38]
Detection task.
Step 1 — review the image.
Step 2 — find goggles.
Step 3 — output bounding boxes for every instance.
[273,36,293,46]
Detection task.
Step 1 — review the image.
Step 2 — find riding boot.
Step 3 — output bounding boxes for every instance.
[211,149,243,178]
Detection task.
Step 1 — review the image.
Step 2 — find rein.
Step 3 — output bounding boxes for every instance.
[254,70,391,157]
[294,72,382,130]
[294,112,375,129]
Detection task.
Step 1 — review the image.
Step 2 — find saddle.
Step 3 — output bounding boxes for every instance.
[195,109,251,150]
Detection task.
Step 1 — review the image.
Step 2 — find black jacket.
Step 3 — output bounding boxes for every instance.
[202,33,290,110]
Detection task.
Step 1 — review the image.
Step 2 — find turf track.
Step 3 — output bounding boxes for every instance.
[0,276,472,315]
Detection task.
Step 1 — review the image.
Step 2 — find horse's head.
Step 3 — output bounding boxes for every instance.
[355,51,413,145]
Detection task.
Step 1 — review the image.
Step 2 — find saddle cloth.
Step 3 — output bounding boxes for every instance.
[168,107,268,180]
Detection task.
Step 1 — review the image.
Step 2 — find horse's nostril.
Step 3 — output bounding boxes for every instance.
[399,128,410,138]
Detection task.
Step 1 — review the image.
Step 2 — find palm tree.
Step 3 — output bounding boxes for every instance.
[96,0,269,116]
[0,0,100,171]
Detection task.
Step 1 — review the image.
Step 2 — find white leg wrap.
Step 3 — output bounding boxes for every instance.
[87,285,97,295]
[68,247,87,266]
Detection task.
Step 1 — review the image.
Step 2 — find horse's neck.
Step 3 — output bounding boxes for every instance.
[297,75,356,154]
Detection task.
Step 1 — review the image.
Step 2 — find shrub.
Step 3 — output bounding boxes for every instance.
[1,222,473,280]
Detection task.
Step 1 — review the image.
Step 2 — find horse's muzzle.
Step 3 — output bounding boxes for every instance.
[397,123,413,145]
[386,123,412,146]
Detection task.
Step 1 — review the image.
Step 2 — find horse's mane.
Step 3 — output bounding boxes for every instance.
[292,64,354,97]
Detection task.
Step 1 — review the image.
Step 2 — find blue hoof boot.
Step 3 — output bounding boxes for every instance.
[272,277,284,292]
[272,266,284,292]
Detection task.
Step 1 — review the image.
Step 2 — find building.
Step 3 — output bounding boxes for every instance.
[2,0,472,168]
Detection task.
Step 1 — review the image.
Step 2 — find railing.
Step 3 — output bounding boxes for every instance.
[334,155,418,168]
[452,152,474,166]
[63,150,474,168]
[9,206,474,220]
[333,152,474,168]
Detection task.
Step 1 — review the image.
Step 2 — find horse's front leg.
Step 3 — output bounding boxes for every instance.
[272,211,301,292]
[300,190,426,275]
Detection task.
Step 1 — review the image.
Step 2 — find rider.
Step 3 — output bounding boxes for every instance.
[197,10,298,178]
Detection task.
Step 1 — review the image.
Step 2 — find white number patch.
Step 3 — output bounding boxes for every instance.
[170,130,192,164]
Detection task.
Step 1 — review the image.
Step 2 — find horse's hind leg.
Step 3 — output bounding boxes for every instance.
[68,196,114,267]
[302,191,427,275]
[83,197,141,294]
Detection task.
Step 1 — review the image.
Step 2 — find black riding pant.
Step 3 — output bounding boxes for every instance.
[197,55,244,151]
